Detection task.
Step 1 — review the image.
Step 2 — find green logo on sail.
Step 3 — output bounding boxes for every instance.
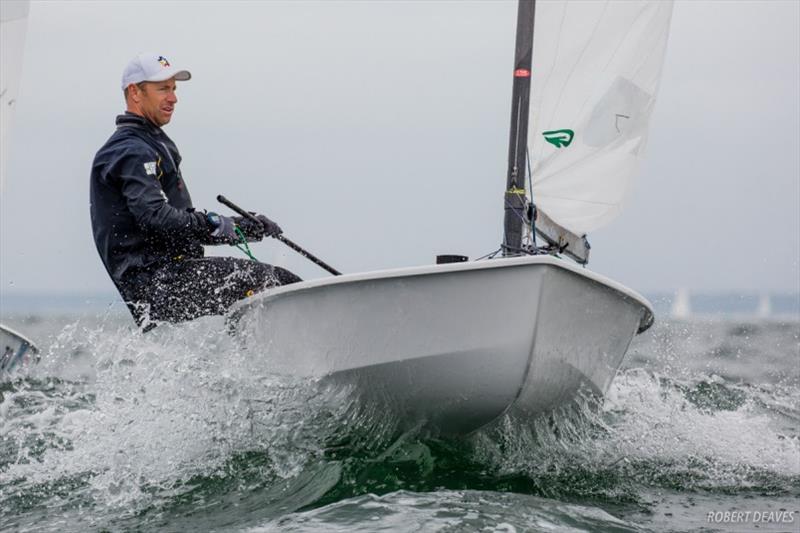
[542,129,574,148]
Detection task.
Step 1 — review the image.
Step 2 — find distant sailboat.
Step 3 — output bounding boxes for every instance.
[671,288,692,319]
[756,293,772,319]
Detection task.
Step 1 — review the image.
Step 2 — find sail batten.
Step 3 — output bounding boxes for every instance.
[528,0,673,236]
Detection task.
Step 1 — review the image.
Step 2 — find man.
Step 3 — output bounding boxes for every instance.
[90,53,300,328]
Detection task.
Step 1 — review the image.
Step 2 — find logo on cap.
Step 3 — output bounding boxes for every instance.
[157,56,171,68]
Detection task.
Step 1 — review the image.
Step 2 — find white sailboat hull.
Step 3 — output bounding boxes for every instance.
[1,324,39,376]
[232,256,653,435]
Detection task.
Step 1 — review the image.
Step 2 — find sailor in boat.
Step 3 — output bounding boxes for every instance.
[90,53,301,329]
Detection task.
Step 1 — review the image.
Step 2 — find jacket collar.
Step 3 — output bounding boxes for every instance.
[115,111,162,134]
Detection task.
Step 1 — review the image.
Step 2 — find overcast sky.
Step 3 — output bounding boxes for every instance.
[0,0,798,298]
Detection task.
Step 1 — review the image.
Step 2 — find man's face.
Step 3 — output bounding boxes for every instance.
[135,78,178,126]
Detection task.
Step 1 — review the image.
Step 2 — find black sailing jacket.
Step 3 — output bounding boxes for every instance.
[90,112,216,296]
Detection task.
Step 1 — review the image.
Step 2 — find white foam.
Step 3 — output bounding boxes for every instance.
[475,367,800,492]
[0,316,355,513]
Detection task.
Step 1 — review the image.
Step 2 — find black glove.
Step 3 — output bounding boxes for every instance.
[255,214,282,238]
[234,213,282,241]
[206,212,239,244]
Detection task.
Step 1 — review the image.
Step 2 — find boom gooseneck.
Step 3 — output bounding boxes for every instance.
[502,0,536,256]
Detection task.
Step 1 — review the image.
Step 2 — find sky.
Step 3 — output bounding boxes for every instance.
[0,0,798,299]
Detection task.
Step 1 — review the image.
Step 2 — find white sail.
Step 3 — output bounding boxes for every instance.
[756,293,772,319]
[0,0,30,192]
[528,0,673,235]
[670,287,691,319]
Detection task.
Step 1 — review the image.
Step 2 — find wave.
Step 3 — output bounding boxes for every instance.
[1,318,798,532]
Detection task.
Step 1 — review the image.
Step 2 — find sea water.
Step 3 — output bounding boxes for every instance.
[0,310,798,532]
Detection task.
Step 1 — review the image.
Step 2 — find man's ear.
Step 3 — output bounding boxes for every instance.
[127,83,142,103]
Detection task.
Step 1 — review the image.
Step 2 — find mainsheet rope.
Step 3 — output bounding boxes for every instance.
[233,226,258,261]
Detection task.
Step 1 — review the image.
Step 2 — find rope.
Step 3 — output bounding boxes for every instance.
[526,146,537,249]
[233,226,258,261]
[475,247,503,261]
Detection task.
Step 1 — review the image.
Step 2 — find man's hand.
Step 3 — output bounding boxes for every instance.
[207,212,239,244]
[235,213,282,241]
[254,214,282,238]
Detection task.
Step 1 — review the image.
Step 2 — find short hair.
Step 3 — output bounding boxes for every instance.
[123,82,147,101]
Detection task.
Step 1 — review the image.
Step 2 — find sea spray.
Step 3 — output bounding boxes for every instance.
[0,316,387,529]
[472,367,799,501]
[1,316,798,532]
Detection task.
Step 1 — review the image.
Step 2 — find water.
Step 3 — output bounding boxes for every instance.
[1,311,798,532]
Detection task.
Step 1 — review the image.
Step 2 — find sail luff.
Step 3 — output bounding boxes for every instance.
[502,0,536,256]
[0,0,31,193]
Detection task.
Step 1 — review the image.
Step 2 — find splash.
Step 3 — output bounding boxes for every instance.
[2,316,798,532]
[0,316,384,528]
[473,368,800,499]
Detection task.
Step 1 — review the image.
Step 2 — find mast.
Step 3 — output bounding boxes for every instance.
[502,0,536,256]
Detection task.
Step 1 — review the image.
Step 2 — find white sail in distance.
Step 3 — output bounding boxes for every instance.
[1,0,30,192]
[528,0,673,235]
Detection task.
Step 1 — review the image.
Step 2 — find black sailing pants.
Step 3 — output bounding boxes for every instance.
[121,257,301,326]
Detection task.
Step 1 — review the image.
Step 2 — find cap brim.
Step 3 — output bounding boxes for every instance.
[147,68,192,83]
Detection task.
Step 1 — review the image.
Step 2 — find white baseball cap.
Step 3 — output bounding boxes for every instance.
[121,53,191,90]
